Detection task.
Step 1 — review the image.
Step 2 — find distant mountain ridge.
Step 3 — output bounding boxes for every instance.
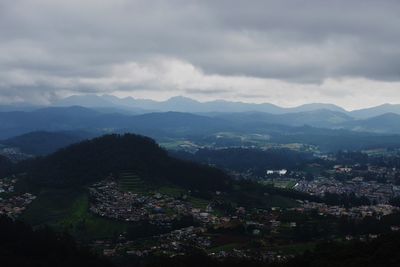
[51,94,400,119]
[214,109,353,128]
[55,94,349,114]
[350,104,400,119]
[0,131,93,155]
[343,113,400,133]
[1,105,400,139]
[1,107,400,152]
[0,106,235,139]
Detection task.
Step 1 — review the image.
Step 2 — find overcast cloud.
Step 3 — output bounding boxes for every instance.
[1,0,400,109]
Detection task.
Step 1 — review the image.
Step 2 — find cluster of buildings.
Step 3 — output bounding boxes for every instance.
[88,180,294,259]
[95,222,290,262]
[88,172,400,262]
[89,180,255,229]
[266,169,288,176]
[0,147,32,162]
[0,177,16,193]
[209,249,288,263]
[93,227,211,258]
[89,181,179,226]
[0,178,36,218]
[92,226,211,258]
[0,193,36,218]
[89,180,231,228]
[297,201,399,219]
[294,178,400,203]
[127,226,211,257]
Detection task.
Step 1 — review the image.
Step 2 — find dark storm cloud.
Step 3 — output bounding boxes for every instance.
[0,0,399,108]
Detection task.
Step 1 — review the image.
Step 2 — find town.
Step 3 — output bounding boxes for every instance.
[87,174,400,261]
[264,162,400,204]
[0,177,36,218]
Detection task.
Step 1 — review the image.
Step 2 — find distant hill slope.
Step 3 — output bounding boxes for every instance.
[127,112,231,136]
[22,134,231,191]
[0,106,102,138]
[0,155,13,178]
[171,148,313,176]
[54,94,400,120]
[2,106,400,153]
[3,105,400,139]
[7,94,400,119]
[342,113,400,133]
[290,103,347,113]
[0,107,231,139]
[350,104,400,119]
[0,131,93,156]
[55,94,348,114]
[55,94,148,114]
[214,109,353,128]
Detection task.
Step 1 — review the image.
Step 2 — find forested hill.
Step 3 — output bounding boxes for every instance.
[1,131,92,155]
[171,148,314,176]
[22,134,231,191]
[0,155,13,178]
[0,216,111,267]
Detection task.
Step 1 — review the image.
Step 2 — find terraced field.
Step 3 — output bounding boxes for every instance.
[189,196,210,209]
[118,172,147,194]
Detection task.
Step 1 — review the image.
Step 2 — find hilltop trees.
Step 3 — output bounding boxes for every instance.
[0,216,111,267]
[23,134,231,191]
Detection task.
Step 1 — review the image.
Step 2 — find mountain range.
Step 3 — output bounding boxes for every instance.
[0,106,400,153]
[1,94,400,154]
[51,94,400,118]
[0,104,400,136]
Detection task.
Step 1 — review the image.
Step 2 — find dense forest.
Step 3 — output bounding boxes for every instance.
[0,155,13,178]
[0,216,111,267]
[20,134,231,191]
[171,148,314,176]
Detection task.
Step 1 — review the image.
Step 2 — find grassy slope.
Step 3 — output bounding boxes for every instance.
[21,188,129,240]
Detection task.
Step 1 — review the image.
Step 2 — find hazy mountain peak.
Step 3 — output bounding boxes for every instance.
[350,103,400,119]
[166,96,200,103]
[49,94,400,119]
[55,94,113,107]
[293,103,347,113]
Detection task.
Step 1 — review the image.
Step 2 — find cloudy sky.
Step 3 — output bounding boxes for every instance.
[1,0,400,110]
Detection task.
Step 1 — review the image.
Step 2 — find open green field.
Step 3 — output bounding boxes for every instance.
[157,186,186,197]
[207,242,244,253]
[260,180,297,190]
[269,181,297,189]
[159,140,200,152]
[21,188,129,240]
[189,196,210,209]
[158,183,297,211]
[270,242,317,255]
[157,186,210,209]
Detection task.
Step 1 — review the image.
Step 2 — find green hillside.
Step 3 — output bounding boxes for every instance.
[118,172,147,194]
[21,134,231,191]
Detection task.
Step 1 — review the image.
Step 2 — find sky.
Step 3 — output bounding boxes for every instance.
[1,0,400,110]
